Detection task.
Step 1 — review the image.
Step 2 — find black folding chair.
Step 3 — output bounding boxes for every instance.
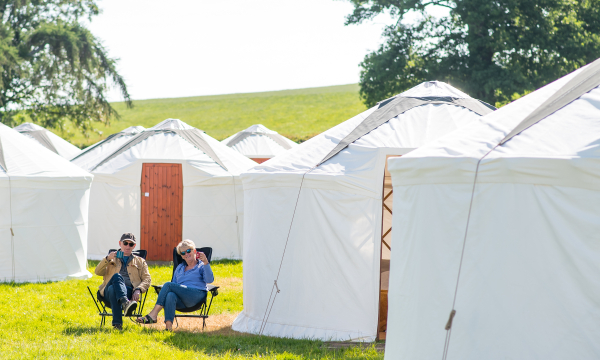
[151,247,219,330]
[87,249,149,326]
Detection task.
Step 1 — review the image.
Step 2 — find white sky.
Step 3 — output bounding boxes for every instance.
[88,0,395,101]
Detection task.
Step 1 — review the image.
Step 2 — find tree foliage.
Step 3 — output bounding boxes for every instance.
[0,0,131,134]
[346,0,600,107]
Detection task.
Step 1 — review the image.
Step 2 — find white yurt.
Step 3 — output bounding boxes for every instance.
[222,124,297,163]
[0,123,93,282]
[86,119,256,261]
[232,81,495,341]
[14,122,82,160]
[384,59,600,359]
[71,126,145,171]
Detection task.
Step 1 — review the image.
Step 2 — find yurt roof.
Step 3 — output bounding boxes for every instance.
[222,124,297,158]
[14,122,82,160]
[241,81,494,196]
[71,125,145,171]
[0,123,92,183]
[389,58,600,191]
[90,119,256,175]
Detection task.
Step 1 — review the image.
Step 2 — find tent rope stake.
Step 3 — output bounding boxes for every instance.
[258,167,315,335]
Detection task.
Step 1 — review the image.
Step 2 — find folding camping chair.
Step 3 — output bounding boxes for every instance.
[151,247,219,330]
[87,249,149,326]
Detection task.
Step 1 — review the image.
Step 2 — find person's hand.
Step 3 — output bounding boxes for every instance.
[197,252,209,265]
[132,289,141,302]
[107,251,117,261]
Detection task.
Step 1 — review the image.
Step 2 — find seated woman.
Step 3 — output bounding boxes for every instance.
[137,239,214,330]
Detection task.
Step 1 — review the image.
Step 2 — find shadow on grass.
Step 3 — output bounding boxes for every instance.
[0,280,60,287]
[160,326,382,359]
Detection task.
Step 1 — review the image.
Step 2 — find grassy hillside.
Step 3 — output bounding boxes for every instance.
[60,84,366,148]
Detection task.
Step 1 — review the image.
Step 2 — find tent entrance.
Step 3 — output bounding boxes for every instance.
[141,163,183,261]
[378,155,399,340]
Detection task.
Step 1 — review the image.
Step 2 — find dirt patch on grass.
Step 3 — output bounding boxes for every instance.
[141,312,244,335]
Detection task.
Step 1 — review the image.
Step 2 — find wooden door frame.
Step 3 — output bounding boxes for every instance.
[377,154,401,341]
[140,163,183,261]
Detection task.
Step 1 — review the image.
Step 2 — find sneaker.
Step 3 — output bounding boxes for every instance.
[122,300,138,316]
[113,323,123,330]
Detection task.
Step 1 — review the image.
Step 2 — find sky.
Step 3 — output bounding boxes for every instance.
[87,0,395,101]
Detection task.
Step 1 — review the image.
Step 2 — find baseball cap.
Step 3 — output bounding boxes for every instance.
[120,232,136,243]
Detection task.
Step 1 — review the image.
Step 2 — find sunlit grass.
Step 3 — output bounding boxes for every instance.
[54,84,365,148]
[0,260,382,359]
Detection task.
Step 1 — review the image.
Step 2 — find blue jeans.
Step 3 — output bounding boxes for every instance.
[156,282,207,323]
[104,273,133,325]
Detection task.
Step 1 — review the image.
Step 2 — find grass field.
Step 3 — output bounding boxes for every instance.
[57,84,366,148]
[0,260,382,359]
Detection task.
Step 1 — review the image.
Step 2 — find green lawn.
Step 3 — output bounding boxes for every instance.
[58,84,366,148]
[0,260,382,359]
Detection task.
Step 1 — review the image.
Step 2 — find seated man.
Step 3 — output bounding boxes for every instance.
[94,233,151,330]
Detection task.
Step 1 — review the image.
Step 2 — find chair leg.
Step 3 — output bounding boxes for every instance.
[202,317,206,331]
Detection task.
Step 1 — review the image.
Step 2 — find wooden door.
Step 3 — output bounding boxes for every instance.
[378,155,400,340]
[141,163,183,261]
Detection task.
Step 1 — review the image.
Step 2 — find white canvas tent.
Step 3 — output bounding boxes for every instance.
[86,119,256,261]
[232,81,495,341]
[72,126,145,171]
[14,122,82,160]
[0,123,93,282]
[385,59,600,359]
[222,124,297,163]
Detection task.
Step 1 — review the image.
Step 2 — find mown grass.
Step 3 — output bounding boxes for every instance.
[57,84,366,148]
[0,260,382,359]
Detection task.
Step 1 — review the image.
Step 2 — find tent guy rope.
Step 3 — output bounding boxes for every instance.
[259,166,316,335]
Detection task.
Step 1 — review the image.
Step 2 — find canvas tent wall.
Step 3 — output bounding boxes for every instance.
[222,124,297,163]
[232,81,495,341]
[72,126,145,171]
[384,59,600,359]
[86,119,256,261]
[14,123,82,160]
[0,123,93,282]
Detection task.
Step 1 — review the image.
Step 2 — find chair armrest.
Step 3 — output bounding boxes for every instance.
[151,284,163,295]
[207,284,219,296]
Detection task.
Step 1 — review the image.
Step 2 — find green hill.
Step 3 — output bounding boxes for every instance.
[62,84,366,148]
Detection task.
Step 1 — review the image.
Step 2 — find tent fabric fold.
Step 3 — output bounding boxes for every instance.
[501,57,600,144]
[14,123,82,160]
[0,138,6,172]
[25,130,59,154]
[71,126,145,171]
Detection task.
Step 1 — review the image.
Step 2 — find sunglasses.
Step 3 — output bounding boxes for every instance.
[180,249,193,255]
[122,241,135,247]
